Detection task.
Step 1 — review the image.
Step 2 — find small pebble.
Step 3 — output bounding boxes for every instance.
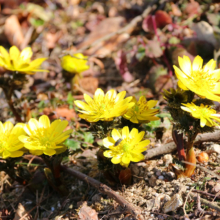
[158,176,164,180]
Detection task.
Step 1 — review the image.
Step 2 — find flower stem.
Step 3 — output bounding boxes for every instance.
[3,87,23,122]
[184,134,197,177]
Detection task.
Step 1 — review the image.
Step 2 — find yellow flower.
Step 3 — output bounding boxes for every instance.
[103,126,150,167]
[173,55,220,101]
[19,115,72,156]
[123,96,159,123]
[74,88,134,122]
[0,46,47,74]
[61,54,89,74]
[181,103,220,127]
[0,121,26,159]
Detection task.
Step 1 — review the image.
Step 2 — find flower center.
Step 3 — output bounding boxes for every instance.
[94,99,116,114]
[122,143,132,152]
[190,69,216,91]
[31,128,54,149]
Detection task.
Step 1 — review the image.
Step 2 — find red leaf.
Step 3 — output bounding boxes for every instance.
[115,50,134,82]
[155,10,172,28]
[142,10,172,32]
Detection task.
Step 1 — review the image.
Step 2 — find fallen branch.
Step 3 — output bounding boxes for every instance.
[190,192,220,213]
[62,0,158,56]
[61,165,144,219]
[145,130,220,160]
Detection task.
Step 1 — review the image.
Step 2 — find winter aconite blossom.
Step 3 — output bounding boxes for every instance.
[0,46,47,74]
[173,55,220,101]
[181,103,220,127]
[103,126,150,167]
[61,53,89,74]
[0,121,26,159]
[123,96,159,123]
[19,115,72,156]
[74,88,134,122]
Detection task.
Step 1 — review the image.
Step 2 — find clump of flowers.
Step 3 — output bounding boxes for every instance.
[103,126,150,167]
[19,115,72,156]
[61,53,89,75]
[0,121,26,159]
[173,55,220,101]
[74,87,159,182]
[181,103,220,127]
[0,46,47,74]
[123,96,159,123]
[164,55,220,177]
[74,88,134,122]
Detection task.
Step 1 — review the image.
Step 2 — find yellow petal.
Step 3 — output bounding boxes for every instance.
[200,117,207,127]
[212,69,220,80]
[174,65,188,79]
[30,150,43,155]
[192,56,203,72]
[103,150,114,158]
[103,137,115,148]
[203,59,216,72]
[28,118,40,131]
[44,149,56,156]
[146,100,158,108]
[111,155,122,164]
[39,115,50,128]
[129,128,138,139]
[9,46,20,67]
[122,126,129,139]
[94,88,104,100]
[74,100,92,111]
[121,153,131,165]
[178,56,192,75]
[115,91,126,102]
[10,151,24,158]
[130,153,144,162]
[112,129,122,141]
[105,89,117,102]
[132,131,145,143]
[177,80,188,90]
[2,150,11,159]
[211,82,220,94]
[84,94,94,105]
[20,47,33,61]
[3,121,14,133]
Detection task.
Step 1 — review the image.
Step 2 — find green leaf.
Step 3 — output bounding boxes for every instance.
[169,36,180,45]
[84,132,94,144]
[64,139,81,151]
[67,92,74,109]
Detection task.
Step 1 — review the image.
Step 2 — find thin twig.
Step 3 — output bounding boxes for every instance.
[62,0,159,56]
[145,130,220,160]
[183,186,195,217]
[190,192,220,213]
[192,189,219,199]
[61,165,144,219]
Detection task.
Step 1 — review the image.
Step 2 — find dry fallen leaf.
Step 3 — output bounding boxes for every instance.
[170,3,182,17]
[14,203,31,220]
[43,106,76,121]
[4,15,24,48]
[77,17,130,57]
[185,0,201,17]
[78,76,99,94]
[78,202,98,220]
